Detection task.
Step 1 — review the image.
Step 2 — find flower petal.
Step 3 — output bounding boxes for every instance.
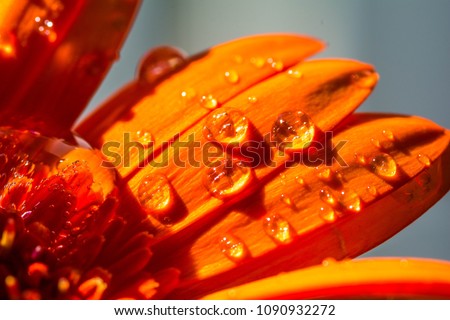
[0,0,140,137]
[127,59,376,241]
[202,258,450,299]
[77,34,325,175]
[156,114,449,298]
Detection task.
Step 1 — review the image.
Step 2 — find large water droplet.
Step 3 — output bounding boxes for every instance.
[203,108,249,144]
[263,214,294,244]
[224,70,240,84]
[370,153,397,178]
[319,187,337,207]
[200,94,220,109]
[337,188,361,212]
[220,234,248,262]
[137,173,174,215]
[271,111,315,150]
[417,153,431,167]
[204,159,252,199]
[319,206,336,223]
[138,46,187,85]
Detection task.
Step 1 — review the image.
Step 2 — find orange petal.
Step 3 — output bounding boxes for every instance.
[77,34,325,175]
[157,114,449,298]
[202,258,450,299]
[124,59,376,240]
[0,0,140,137]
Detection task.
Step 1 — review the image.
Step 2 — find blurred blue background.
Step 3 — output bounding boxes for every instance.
[83,0,450,260]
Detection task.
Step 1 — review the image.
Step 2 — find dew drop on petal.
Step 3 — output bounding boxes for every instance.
[137,173,174,215]
[271,60,284,71]
[280,193,293,207]
[322,257,337,266]
[203,108,248,144]
[417,153,431,167]
[382,129,395,141]
[272,111,315,150]
[247,96,258,104]
[370,153,397,178]
[204,159,252,199]
[220,234,248,262]
[371,138,381,148]
[287,69,302,79]
[138,46,187,85]
[181,88,197,100]
[224,70,240,84]
[295,175,305,186]
[367,185,378,196]
[319,206,336,223]
[354,152,367,165]
[319,187,337,207]
[263,214,294,244]
[200,94,220,110]
[250,56,265,68]
[338,188,361,213]
[317,167,333,182]
[135,129,154,148]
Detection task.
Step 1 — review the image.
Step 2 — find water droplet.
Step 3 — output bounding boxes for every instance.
[0,31,16,58]
[224,70,240,84]
[138,46,187,85]
[370,153,397,178]
[35,17,57,42]
[354,152,367,165]
[135,130,154,148]
[137,173,174,215]
[271,111,315,150]
[203,108,249,144]
[367,185,378,196]
[371,138,381,148]
[181,88,197,100]
[58,277,70,294]
[204,159,252,199]
[200,94,220,109]
[317,167,333,182]
[322,257,337,266]
[319,187,337,207]
[382,129,395,141]
[280,193,293,207]
[263,214,294,244]
[250,56,265,68]
[287,69,302,78]
[351,70,378,88]
[271,60,284,71]
[220,234,248,262]
[338,189,361,212]
[417,153,431,167]
[319,206,336,223]
[247,96,258,104]
[295,175,305,186]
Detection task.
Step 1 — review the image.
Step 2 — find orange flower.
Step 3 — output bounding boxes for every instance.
[0,0,449,299]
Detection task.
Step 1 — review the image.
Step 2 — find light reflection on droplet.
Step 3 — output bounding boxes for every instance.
[203,108,249,144]
[272,111,315,151]
[263,214,294,244]
[220,234,248,262]
[370,153,397,178]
